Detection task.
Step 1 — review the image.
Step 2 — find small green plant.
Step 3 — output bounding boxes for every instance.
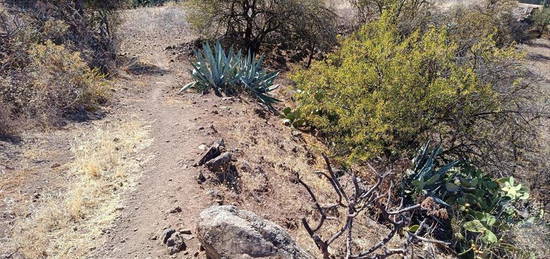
[180,41,280,108]
[403,143,531,258]
[281,107,306,128]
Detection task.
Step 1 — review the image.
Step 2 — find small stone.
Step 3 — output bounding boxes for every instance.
[169,207,182,214]
[166,232,187,255]
[197,172,206,184]
[179,229,192,235]
[161,228,176,244]
[205,152,232,172]
[198,144,208,151]
[197,139,225,166]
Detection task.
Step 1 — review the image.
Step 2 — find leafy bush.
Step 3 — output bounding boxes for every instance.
[292,11,521,163]
[290,9,546,177]
[403,143,534,258]
[184,0,337,63]
[180,42,279,108]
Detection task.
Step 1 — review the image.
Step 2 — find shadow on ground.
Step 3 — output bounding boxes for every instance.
[528,53,550,62]
[126,60,170,75]
[0,134,21,144]
[527,41,550,49]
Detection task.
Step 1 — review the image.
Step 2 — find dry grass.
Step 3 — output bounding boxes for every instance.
[11,119,151,258]
[184,94,403,257]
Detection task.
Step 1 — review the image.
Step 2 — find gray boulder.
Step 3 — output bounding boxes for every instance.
[197,205,313,259]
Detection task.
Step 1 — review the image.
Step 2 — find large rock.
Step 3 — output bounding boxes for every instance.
[197,205,313,259]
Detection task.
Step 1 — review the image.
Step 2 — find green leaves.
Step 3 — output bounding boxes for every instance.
[463,220,486,233]
[281,107,306,128]
[401,143,532,257]
[498,177,529,200]
[404,141,459,202]
[180,41,279,108]
[463,219,498,244]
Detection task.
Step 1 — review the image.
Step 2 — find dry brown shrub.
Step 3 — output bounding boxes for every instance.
[0,41,109,127]
[0,2,118,131]
[0,100,14,136]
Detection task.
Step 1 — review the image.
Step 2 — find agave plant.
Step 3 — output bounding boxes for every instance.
[180,41,280,108]
[403,141,459,205]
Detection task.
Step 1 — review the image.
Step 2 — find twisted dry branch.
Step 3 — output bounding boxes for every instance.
[298,154,449,259]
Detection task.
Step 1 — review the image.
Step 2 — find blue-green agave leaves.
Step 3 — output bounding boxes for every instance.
[405,141,459,205]
[179,41,280,108]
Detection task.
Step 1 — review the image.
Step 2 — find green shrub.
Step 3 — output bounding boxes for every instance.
[290,10,524,165]
[180,42,279,108]
[281,107,306,128]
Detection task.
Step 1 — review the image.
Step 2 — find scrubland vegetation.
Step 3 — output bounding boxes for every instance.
[1,0,549,258]
[0,1,121,132]
[183,0,549,258]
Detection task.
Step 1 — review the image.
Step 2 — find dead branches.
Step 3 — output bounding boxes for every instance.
[297,154,449,259]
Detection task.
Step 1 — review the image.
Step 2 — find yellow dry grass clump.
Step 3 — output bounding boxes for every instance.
[13,119,151,258]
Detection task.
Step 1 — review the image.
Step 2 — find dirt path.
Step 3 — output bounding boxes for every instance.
[94,6,214,258]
